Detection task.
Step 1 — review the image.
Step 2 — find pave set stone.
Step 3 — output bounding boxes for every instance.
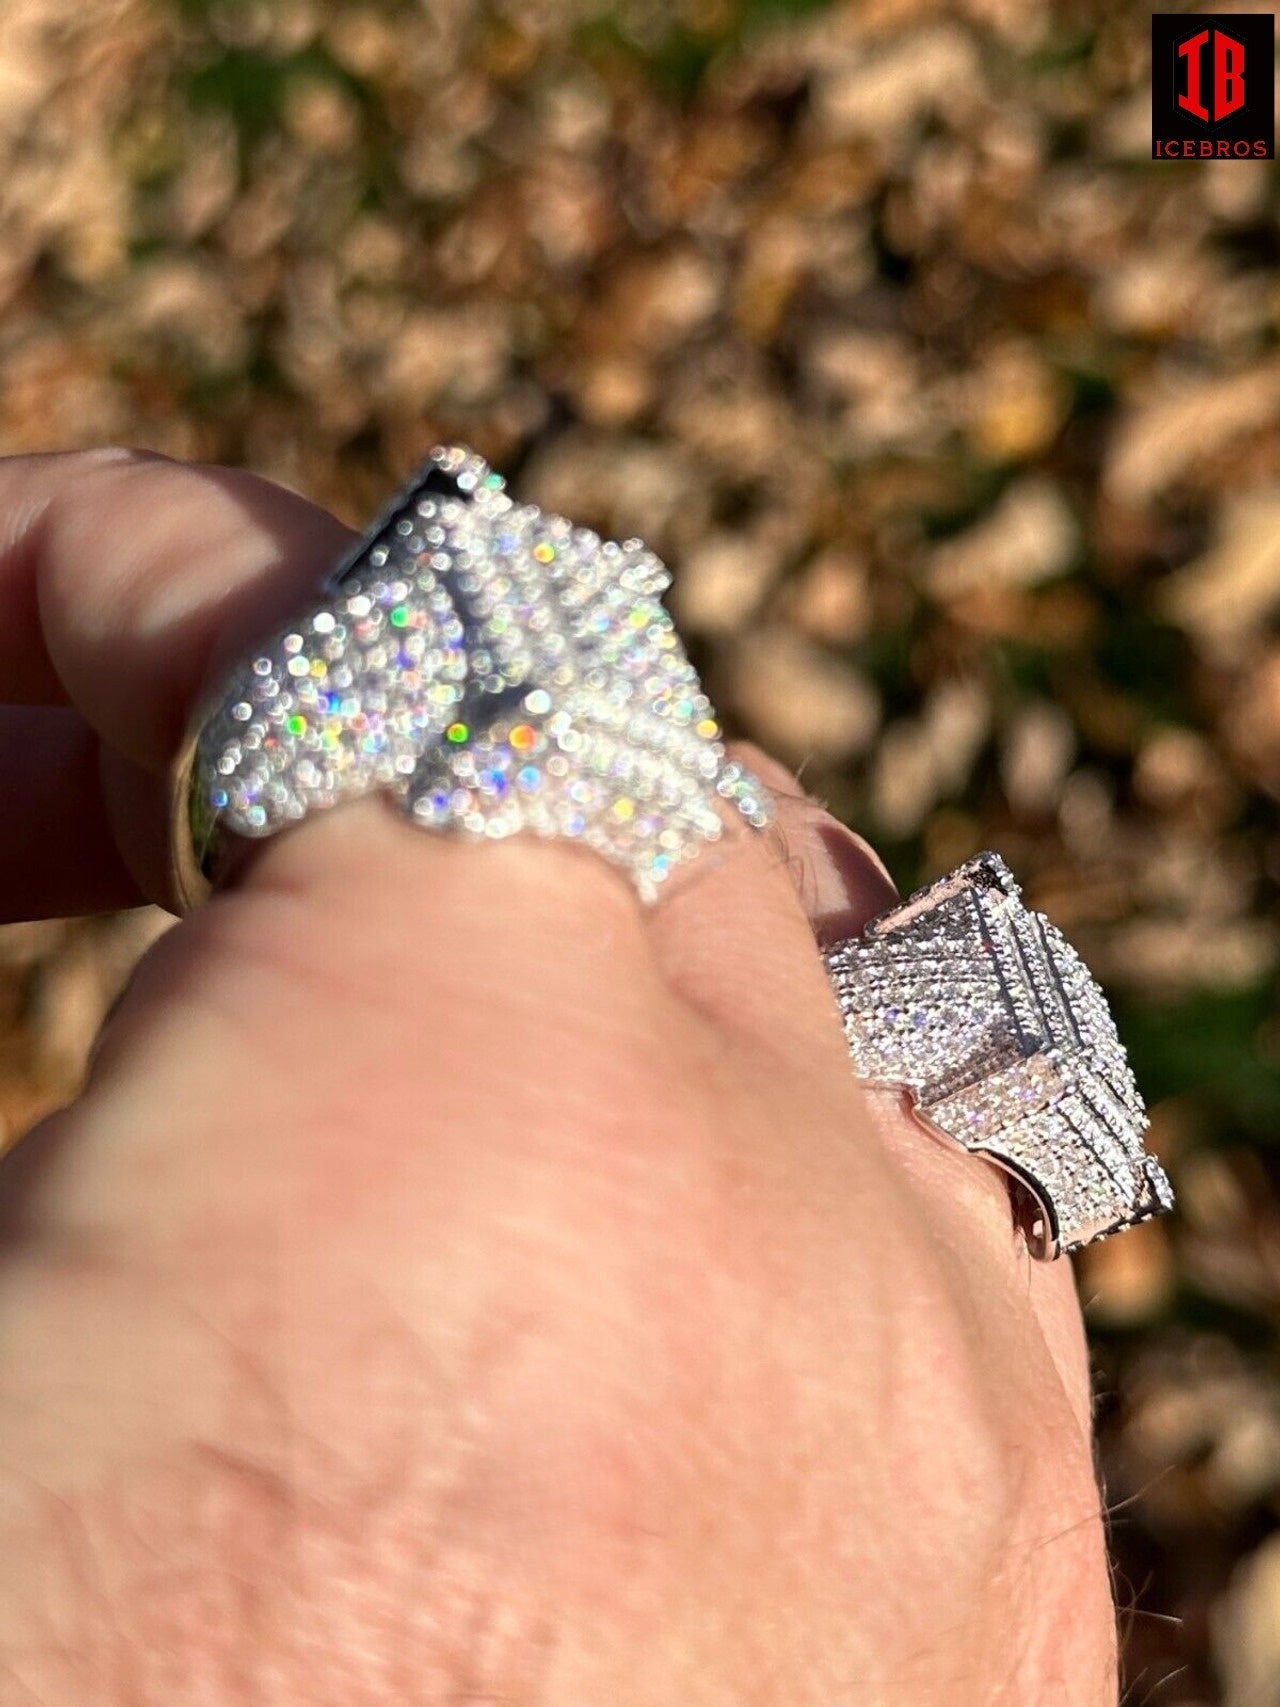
[822,853,1174,1257]
[191,444,772,902]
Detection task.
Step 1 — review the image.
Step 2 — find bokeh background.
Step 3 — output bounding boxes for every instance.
[0,0,1277,1698]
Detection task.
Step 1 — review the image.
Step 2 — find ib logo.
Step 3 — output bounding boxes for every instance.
[1152,13,1275,158]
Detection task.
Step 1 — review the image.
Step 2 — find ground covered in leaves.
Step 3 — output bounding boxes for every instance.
[0,0,1277,1700]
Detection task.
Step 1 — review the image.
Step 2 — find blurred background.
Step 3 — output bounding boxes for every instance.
[0,0,1276,1698]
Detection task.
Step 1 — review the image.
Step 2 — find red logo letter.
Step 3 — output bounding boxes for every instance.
[1215,30,1246,119]
[1178,28,1210,119]
[1178,27,1248,123]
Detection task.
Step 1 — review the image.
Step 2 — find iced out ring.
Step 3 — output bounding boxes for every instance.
[822,853,1174,1258]
[169,444,774,910]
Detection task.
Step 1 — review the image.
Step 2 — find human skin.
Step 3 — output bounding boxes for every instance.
[0,449,1116,1704]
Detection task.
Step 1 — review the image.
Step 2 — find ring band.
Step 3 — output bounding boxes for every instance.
[170,444,773,910]
[822,853,1174,1258]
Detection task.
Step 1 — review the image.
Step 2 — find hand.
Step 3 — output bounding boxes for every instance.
[0,449,1115,1705]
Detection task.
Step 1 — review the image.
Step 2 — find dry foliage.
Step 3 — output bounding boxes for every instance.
[0,1,1277,1699]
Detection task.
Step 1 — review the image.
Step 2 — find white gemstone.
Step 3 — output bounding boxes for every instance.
[194,444,772,905]
[822,854,1173,1256]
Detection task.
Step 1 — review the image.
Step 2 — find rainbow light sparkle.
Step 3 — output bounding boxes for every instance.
[196,443,773,902]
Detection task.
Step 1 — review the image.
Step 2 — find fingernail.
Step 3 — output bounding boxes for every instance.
[808,816,898,930]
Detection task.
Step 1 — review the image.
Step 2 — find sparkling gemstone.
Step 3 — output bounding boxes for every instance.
[822,853,1173,1258]
[193,445,772,903]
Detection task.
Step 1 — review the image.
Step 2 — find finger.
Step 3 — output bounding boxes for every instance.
[0,449,356,759]
[723,752,1093,1408]
[638,739,898,1070]
[686,747,1094,1370]
[0,447,175,702]
[641,750,1024,1264]
[0,707,142,921]
[0,449,355,910]
[732,742,899,940]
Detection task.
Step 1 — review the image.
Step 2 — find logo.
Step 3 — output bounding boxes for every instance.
[1177,25,1246,120]
[1152,13,1275,158]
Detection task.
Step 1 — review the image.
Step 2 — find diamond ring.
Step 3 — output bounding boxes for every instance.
[169,444,773,910]
[822,853,1173,1258]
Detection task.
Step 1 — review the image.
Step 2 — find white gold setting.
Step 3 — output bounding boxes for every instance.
[173,444,772,907]
[822,853,1174,1258]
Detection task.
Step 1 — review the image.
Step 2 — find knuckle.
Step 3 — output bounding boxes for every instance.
[79,443,171,470]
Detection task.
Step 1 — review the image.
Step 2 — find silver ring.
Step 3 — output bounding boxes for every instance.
[822,852,1173,1259]
[170,444,774,910]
